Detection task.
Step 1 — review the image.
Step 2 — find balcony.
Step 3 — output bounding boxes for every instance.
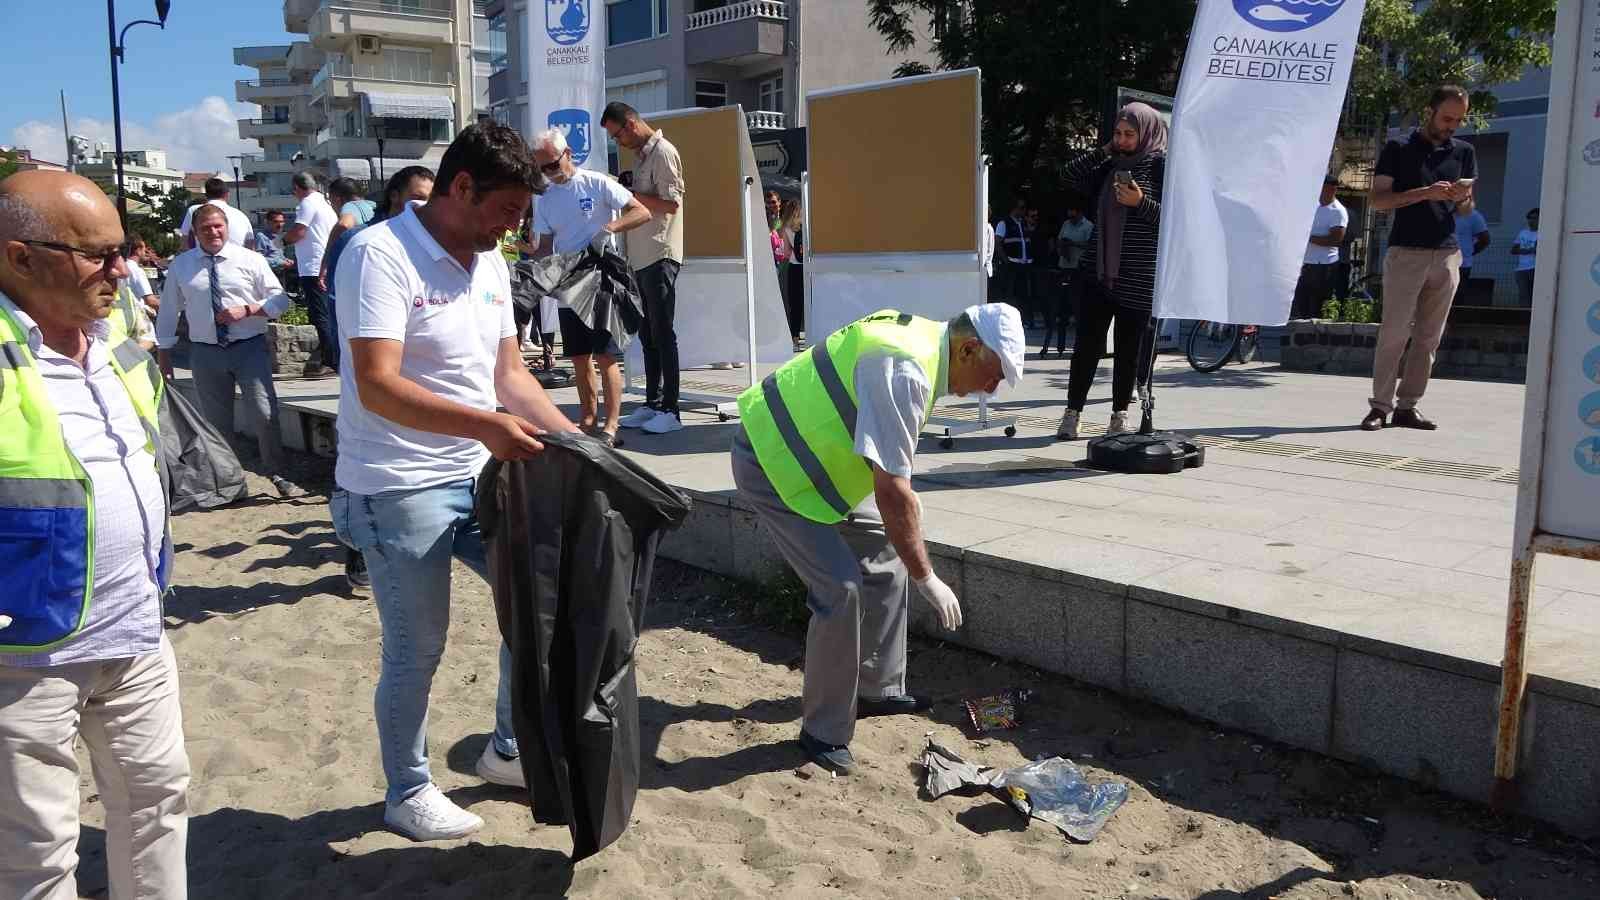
[287,40,326,74]
[488,68,518,106]
[242,154,303,176]
[685,1,787,67]
[284,0,319,33]
[240,192,299,213]
[746,110,785,132]
[239,118,299,139]
[235,45,290,67]
[310,0,454,50]
[236,77,312,104]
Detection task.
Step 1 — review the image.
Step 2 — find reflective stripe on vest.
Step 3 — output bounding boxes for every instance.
[0,304,168,652]
[737,310,946,524]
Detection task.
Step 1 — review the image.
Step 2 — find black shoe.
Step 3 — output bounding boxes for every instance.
[1390,408,1438,430]
[798,730,855,773]
[856,695,933,719]
[1360,409,1386,431]
[345,549,371,591]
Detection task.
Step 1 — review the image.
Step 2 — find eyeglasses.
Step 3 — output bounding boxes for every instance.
[19,240,124,271]
[538,149,569,176]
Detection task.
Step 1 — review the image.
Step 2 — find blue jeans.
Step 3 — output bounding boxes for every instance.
[329,478,517,805]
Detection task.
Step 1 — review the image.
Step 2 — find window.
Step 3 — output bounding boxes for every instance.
[382,46,435,82]
[373,117,452,142]
[270,105,290,123]
[694,80,726,108]
[608,0,669,46]
[486,12,508,72]
[757,73,783,113]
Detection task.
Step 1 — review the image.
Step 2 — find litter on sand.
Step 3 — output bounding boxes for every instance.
[919,738,1130,842]
[963,688,1032,734]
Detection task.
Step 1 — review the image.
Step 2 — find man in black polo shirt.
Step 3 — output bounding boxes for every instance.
[1362,85,1477,432]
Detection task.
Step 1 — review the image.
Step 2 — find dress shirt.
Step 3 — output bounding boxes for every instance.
[0,293,167,667]
[156,243,292,348]
[254,227,290,268]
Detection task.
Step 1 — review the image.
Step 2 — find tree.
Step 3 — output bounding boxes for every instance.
[141,186,193,236]
[868,0,1194,214]
[1350,0,1556,127]
[0,149,20,181]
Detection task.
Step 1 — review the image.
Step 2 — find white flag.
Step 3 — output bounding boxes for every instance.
[1155,0,1366,325]
[527,0,607,174]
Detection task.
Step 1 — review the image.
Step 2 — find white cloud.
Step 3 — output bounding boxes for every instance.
[11,96,260,174]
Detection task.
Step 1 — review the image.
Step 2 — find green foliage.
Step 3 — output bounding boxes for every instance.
[1321,296,1376,324]
[125,217,180,258]
[867,0,1195,211]
[1350,0,1556,126]
[278,304,310,326]
[0,149,19,181]
[724,570,810,634]
[137,186,194,236]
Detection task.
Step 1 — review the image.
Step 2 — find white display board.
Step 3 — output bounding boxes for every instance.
[1519,0,1600,544]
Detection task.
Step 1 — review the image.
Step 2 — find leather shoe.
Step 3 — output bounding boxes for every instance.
[1360,409,1386,431]
[1390,408,1437,430]
[798,730,855,773]
[856,695,933,719]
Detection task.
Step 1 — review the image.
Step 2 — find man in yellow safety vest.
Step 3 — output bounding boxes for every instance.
[732,303,1025,772]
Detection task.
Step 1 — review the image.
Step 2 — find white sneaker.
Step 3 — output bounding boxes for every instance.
[1107,412,1131,434]
[710,362,734,370]
[383,783,483,841]
[475,743,526,789]
[642,410,684,434]
[1057,409,1080,441]
[619,405,658,429]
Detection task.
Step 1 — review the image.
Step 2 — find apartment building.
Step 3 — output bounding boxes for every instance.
[78,148,187,199]
[236,1,494,213]
[485,0,934,142]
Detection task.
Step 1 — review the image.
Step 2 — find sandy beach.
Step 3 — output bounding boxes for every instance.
[66,459,1600,899]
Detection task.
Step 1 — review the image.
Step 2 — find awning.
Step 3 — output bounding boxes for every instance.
[362,92,454,121]
[333,158,372,181]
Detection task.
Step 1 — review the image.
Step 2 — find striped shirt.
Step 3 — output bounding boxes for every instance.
[1063,150,1166,311]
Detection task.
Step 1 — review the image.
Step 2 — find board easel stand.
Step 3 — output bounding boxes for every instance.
[1490,0,1600,814]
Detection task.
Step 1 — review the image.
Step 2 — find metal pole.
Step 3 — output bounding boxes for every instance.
[740,174,757,389]
[1492,547,1538,810]
[107,0,128,225]
[59,91,73,174]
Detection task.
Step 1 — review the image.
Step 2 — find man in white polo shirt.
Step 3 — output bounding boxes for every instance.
[178,177,253,251]
[331,122,579,842]
[283,171,339,376]
[530,127,650,445]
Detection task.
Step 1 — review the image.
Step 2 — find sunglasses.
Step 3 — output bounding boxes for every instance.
[539,148,570,176]
[20,240,124,271]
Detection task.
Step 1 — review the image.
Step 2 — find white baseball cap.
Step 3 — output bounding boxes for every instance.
[963,302,1026,389]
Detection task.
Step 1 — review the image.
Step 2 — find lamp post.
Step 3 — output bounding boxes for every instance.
[107,0,172,226]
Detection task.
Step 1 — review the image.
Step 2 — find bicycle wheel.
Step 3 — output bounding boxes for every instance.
[1187,320,1240,372]
[1235,329,1260,364]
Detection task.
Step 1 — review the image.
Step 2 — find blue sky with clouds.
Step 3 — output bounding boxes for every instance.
[1,1,289,174]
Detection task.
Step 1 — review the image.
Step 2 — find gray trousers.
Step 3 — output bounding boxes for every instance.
[730,432,908,747]
[189,337,284,473]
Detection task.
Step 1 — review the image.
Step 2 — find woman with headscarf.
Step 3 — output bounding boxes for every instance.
[1056,102,1167,440]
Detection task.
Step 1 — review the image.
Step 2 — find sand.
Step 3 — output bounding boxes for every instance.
[67,462,1600,899]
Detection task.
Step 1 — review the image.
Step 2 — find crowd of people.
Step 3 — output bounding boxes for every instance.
[0,81,1533,897]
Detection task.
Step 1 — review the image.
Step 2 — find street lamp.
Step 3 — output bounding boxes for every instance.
[107,0,172,226]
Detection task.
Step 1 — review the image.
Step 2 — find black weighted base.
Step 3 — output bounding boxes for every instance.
[1085,431,1205,474]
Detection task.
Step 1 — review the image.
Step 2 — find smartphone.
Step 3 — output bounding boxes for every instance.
[1455,178,1475,188]
[1114,170,1134,187]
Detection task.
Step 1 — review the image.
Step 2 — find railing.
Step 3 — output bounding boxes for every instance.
[322,0,452,16]
[241,118,294,126]
[313,55,453,87]
[687,0,787,30]
[237,78,310,89]
[746,110,785,131]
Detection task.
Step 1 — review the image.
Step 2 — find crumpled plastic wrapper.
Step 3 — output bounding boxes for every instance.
[919,738,1129,842]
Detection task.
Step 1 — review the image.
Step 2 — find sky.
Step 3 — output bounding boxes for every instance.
[0,0,291,175]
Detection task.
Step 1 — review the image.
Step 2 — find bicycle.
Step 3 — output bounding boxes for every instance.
[1185,321,1260,372]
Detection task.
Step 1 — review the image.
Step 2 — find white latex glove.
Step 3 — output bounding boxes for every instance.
[0,614,11,631]
[588,225,614,252]
[914,571,962,631]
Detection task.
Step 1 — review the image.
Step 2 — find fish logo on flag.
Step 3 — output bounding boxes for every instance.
[546,0,590,47]
[549,109,592,164]
[1233,0,1347,33]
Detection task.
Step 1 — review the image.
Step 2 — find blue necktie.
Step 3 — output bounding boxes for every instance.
[207,255,229,347]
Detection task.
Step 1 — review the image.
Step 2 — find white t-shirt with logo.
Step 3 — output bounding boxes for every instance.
[293,191,338,276]
[533,169,633,255]
[333,204,516,496]
[1304,199,1348,266]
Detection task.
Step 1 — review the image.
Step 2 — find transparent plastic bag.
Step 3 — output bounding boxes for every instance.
[995,757,1130,842]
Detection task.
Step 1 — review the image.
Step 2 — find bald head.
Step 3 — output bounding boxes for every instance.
[0,170,128,332]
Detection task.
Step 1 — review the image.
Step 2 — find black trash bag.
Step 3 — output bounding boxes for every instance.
[157,386,248,512]
[514,246,643,345]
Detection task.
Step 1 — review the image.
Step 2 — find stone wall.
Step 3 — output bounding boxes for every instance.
[1279,320,1528,382]
[266,323,320,376]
